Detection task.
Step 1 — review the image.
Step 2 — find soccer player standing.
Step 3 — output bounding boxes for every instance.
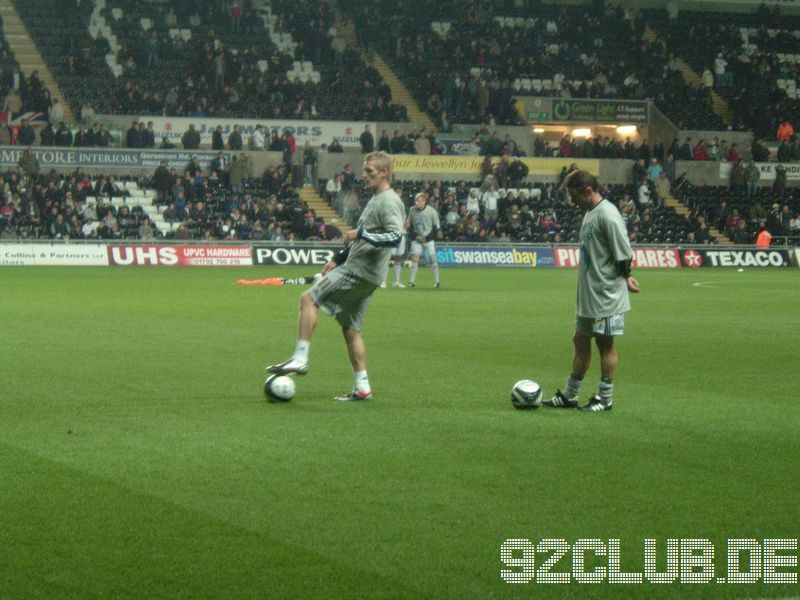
[543,170,640,412]
[382,184,408,289]
[407,192,441,288]
[267,151,406,401]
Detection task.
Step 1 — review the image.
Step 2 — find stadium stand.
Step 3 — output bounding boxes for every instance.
[12,0,110,119]
[319,173,697,245]
[13,0,407,123]
[1,0,797,250]
[645,6,800,137]
[0,22,59,120]
[341,0,723,131]
[0,159,343,242]
[673,178,800,245]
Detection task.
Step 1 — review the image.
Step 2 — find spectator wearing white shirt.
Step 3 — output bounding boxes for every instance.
[325,173,343,213]
[481,188,499,221]
[466,189,481,215]
[714,53,730,88]
[637,177,652,209]
[81,218,99,238]
[48,99,64,124]
[251,125,265,150]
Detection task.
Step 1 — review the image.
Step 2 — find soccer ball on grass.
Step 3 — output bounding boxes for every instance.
[511,379,543,409]
[264,374,296,402]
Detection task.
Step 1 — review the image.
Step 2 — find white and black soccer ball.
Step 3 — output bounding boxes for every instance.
[264,374,296,402]
[511,379,543,409]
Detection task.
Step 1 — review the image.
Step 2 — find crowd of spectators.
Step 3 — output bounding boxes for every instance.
[15,0,407,123]
[344,0,725,130]
[647,4,800,138]
[321,156,693,246]
[0,150,341,243]
[1,146,794,246]
[676,176,799,244]
[13,0,111,118]
[9,0,800,151]
[0,18,59,121]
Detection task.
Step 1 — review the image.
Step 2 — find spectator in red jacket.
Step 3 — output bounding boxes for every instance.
[693,139,709,161]
[726,143,740,163]
[559,135,572,157]
[776,120,794,142]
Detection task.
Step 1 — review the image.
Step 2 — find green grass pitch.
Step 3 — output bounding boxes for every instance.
[1,265,798,598]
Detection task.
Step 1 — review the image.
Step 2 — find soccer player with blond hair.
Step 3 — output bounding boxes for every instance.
[267,151,405,401]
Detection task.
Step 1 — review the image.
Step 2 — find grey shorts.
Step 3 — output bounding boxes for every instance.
[309,265,376,331]
[410,239,437,261]
[392,234,406,257]
[575,314,625,337]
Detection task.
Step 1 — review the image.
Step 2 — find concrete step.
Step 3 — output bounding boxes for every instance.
[667,193,733,245]
[4,34,31,42]
[14,53,41,62]
[298,187,350,231]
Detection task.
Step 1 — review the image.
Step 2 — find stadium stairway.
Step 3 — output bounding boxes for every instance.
[371,53,436,132]
[1,2,74,122]
[298,187,352,235]
[665,192,733,245]
[329,1,434,132]
[676,58,732,127]
[331,2,359,50]
[643,25,731,127]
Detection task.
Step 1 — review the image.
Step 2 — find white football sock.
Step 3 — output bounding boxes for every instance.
[565,373,583,399]
[409,262,419,283]
[355,370,370,392]
[598,378,613,404]
[293,340,310,362]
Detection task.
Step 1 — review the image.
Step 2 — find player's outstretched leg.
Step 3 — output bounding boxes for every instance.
[266,355,309,375]
[266,292,317,375]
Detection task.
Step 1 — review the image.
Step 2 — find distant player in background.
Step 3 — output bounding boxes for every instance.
[267,151,405,401]
[407,192,441,288]
[382,184,408,289]
[543,170,640,412]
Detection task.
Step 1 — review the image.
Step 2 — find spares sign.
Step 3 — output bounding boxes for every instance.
[681,249,792,268]
[554,247,681,268]
[108,245,252,266]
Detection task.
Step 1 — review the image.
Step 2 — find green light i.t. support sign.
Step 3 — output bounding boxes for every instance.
[552,100,648,123]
